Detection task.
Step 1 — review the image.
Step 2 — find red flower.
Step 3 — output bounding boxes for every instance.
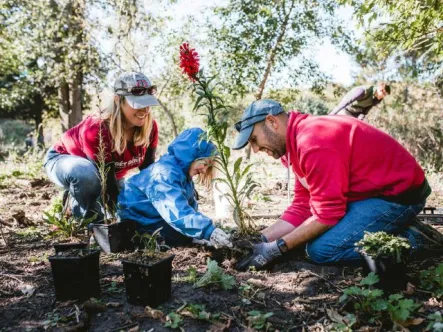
[179,42,200,81]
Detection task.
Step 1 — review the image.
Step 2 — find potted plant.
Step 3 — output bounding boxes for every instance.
[89,106,136,253]
[355,231,411,291]
[121,228,175,307]
[43,195,93,252]
[48,247,101,301]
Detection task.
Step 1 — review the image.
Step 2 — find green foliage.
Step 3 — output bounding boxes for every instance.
[15,227,42,241]
[132,228,162,257]
[420,264,443,299]
[164,312,183,329]
[387,294,420,323]
[356,231,411,263]
[239,282,266,304]
[191,69,259,234]
[184,304,220,322]
[331,313,357,331]
[194,258,236,290]
[427,311,443,331]
[246,310,273,330]
[340,272,421,326]
[43,196,95,239]
[345,0,442,66]
[42,310,73,329]
[185,266,198,284]
[209,0,356,98]
[339,273,387,321]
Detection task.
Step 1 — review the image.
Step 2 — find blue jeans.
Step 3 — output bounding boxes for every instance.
[44,148,104,220]
[305,198,425,264]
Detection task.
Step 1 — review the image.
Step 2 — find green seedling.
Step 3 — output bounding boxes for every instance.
[420,264,443,299]
[331,313,357,331]
[43,196,96,239]
[42,310,73,329]
[387,294,420,324]
[164,312,183,329]
[246,310,273,330]
[132,228,163,257]
[427,311,443,331]
[15,227,42,240]
[339,272,387,322]
[107,281,123,294]
[183,303,220,322]
[194,258,236,290]
[239,282,265,304]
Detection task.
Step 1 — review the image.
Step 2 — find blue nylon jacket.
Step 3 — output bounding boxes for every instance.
[117,128,216,240]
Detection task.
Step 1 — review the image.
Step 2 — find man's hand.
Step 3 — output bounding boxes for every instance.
[209,228,233,249]
[236,241,282,271]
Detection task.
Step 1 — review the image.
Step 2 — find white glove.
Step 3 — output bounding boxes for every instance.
[209,228,233,249]
[192,238,213,246]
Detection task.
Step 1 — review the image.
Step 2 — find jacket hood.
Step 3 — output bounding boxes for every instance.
[166,127,216,174]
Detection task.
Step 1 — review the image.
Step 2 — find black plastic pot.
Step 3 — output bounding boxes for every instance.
[122,254,175,307]
[360,253,408,292]
[54,242,88,254]
[48,249,100,301]
[91,220,136,253]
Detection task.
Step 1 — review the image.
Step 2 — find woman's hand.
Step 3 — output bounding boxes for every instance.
[209,228,233,249]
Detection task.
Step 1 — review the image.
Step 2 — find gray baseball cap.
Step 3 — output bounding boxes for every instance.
[114,72,160,109]
[232,99,284,150]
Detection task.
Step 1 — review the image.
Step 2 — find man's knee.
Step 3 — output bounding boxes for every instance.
[305,241,335,264]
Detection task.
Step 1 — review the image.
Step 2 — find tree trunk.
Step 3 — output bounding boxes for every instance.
[157,98,178,137]
[32,93,45,148]
[59,81,72,132]
[245,0,295,159]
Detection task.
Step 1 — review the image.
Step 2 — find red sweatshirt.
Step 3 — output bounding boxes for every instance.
[281,112,424,226]
[53,116,158,180]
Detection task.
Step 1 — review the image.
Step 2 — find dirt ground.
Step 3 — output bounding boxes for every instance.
[1,159,443,331]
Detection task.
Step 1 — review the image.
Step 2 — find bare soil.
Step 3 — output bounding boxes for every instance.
[0,172,442,331]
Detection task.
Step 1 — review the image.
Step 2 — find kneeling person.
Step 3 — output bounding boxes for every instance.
[118,128,232,248]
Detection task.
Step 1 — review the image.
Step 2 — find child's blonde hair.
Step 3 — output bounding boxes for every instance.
[196,158,216,189]
[101,96,153,154]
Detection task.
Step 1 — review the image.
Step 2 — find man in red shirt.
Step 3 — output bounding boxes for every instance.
[232,99,443,270]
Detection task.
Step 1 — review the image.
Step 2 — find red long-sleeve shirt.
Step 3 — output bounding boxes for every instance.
[53,116,158,180]
[281,112,424,226]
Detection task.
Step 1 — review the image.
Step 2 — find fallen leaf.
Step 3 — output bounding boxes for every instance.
[207,318,231,331]
[19,284,35,297]
[144,306,164,320]
[399,317,424,327]
[404,282,416,295]
[106,302,122,308]
[326,308,345,324]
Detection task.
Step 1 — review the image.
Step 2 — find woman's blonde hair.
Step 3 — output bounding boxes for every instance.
[196,158,215,189]
[101,96,153,154]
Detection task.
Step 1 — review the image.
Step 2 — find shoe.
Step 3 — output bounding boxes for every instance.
[407,217,443,252]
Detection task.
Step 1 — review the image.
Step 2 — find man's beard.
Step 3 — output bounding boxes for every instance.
[263,124,286,159]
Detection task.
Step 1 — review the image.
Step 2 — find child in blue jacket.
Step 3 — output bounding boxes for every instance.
[117,128,232,248]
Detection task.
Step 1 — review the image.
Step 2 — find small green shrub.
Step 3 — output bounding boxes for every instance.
[356,231,410,263]
[387,294,420,323]
[427,311,443,331]
[194,258,236,290]
[43,196,95,239]
[246,310,273,330]
[164,312,183,329]
[420,264,443,299]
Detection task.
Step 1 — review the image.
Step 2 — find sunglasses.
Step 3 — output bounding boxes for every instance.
[234,113,268,132]
[116,85,157,96]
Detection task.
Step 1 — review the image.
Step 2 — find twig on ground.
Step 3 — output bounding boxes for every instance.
[0,273,24,283]
[0,219,9,248]
[306,270,343,292]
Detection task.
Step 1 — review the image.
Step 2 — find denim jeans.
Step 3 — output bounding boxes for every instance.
[44,148,104,220]
[305,198,425,264]
[127,219,193,247]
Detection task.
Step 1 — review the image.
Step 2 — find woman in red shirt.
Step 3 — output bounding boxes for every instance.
[44,72,160,221]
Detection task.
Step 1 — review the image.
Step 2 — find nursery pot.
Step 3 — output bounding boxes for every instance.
[54,242,87,254]
[91,220,136,253]
[360,252,408,292]
[121,254,175,307]
[48,249,100,301]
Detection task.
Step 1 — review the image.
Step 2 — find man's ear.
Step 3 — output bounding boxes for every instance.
[265,114,278,130]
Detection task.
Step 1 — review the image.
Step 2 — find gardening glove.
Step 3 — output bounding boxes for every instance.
[236,241,282,271]
[209,228,233,249]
